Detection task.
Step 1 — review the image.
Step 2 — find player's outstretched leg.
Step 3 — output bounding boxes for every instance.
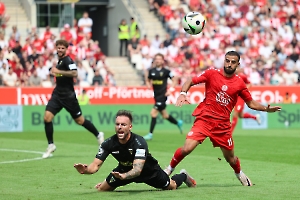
[165,140,198,175]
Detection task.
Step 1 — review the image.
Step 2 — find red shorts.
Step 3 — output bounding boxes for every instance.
[234,97,245,112]
[187,117,234,150]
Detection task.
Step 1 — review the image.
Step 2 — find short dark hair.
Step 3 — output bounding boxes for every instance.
[154,53,164,60]
[55,39,69,48]
[116,110,133,123]
[225,51,240,61]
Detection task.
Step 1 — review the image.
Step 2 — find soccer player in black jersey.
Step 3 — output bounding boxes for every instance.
[143,53,183,141]
[74,110,196,191]
[42,39,104,159]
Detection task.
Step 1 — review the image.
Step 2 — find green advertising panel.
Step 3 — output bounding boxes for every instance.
[268,104,300,129]
[22,105,246,132]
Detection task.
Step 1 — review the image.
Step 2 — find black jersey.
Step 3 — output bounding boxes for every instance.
[53,56,77,97]
[148,67,174,102]
[96,132,160,179]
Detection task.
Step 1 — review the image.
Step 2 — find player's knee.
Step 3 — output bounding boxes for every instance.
[181,146,193,156]
[74,117,84,125]
[164,180,177,190]
[44,114,52,123]
[162,115,169,119]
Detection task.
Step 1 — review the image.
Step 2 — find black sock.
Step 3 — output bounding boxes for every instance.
[82,119,99,137]
[149,117,156,133]
[167,115,178,125]
[44,121,54,144]
[171,173,187,188]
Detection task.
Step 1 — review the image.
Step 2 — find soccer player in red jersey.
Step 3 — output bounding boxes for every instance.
[164,51,281,186]
[231,67,261,133]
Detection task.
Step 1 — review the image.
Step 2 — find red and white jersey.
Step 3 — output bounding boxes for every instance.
[191,68,252,121]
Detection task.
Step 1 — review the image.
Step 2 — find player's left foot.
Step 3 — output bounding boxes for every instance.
[177,120,183,134]
[42,144,56,159]
[143,133,153,141]
[235,171,252,186]
[180,169,197,187]
[95,183,102,190]
[97,132,105,145]
[255,114,261,125]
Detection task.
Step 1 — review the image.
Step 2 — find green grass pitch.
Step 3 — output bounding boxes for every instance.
[0,129,299,200]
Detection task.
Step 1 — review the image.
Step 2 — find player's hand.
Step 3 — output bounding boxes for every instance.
[266,104,281,112]
[74,163,88,174]
[175,94,190,107]
[51,67,60,74]
[111,171,126,180]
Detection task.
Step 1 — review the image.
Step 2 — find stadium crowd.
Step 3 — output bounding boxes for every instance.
[131,0,300,86]
[1,1,300,87]
[0,9,115,87]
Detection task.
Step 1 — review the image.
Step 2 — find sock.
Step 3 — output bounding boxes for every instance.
[167,115,178,125]
[243,113,257,119]
[150,117,156,133]
[171,173,187,188]
[231,116,238,132]
[44,121,54,144]
[170,147,186,168]
[82,120,99,137]
[230,157,241,174]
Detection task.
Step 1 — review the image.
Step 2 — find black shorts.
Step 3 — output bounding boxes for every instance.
[153,102,167,111]
[46,93,82,119]
[106,166,170,189]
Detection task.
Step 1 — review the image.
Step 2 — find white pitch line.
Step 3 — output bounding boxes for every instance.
[0,148,52,164]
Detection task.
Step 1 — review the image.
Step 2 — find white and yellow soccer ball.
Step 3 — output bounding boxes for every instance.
[182,11,206,35]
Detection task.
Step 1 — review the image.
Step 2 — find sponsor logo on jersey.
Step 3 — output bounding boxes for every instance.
[216,91,231,106]
[135,149,146,157]
[112,151,119,154]
[151,73,155,76]
[120,161,133,166]
[152,80,163,85]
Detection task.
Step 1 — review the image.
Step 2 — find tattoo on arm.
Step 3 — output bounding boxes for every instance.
[124,160,145,180]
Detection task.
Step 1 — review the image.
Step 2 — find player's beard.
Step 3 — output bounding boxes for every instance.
[57,51,65,59]
[223,66,236,75]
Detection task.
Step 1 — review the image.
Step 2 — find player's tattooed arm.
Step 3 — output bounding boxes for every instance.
[124,159,145,179]
[112,159,145,180]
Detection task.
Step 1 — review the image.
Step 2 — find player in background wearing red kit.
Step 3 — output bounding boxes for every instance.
[231,66,261,133]
[164,51,281,186]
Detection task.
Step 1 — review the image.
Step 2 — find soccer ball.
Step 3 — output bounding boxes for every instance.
[182,11,206,35]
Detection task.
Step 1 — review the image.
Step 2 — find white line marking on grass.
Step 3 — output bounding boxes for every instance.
[0,149,52,164]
